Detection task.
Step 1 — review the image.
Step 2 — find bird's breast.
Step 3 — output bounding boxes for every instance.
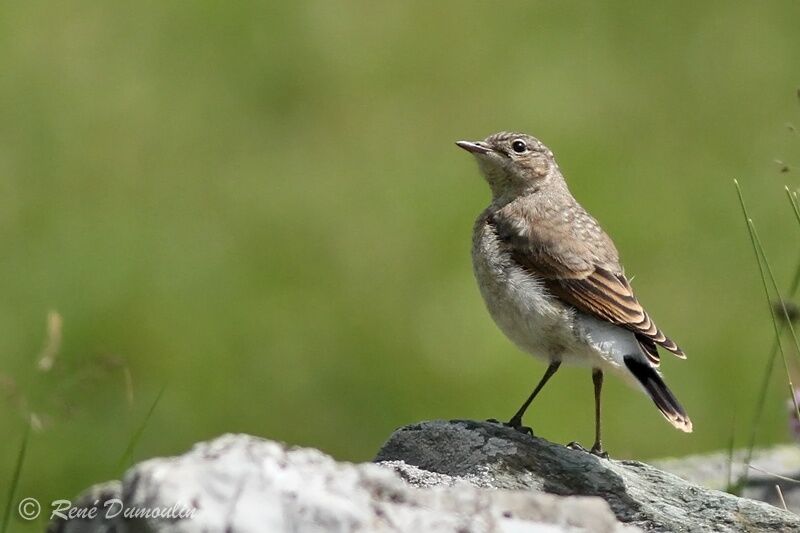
[471,214,579,360]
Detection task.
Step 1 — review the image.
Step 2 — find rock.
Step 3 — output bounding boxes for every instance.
[46,481,122,533]
[49,421,800,533]
[652,445,800,514]
[374,420,800,532]
[48,433,634,533]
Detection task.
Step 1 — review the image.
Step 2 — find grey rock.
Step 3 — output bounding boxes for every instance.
[375,420,800,533]
[653,445,800,514]
[48,433,633,533]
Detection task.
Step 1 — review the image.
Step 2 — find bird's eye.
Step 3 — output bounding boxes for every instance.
[511,140,527,153]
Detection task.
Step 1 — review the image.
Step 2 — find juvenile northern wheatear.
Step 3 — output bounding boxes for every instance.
[457,131,691,456]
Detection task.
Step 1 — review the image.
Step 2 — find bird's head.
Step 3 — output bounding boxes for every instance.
[456,132,562,200]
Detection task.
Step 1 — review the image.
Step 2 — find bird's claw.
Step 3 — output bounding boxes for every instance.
[503,417,533,436]
[488,417,534,435]
[567,441,609,458]
[566,441,588,452]
[590,445,609,459]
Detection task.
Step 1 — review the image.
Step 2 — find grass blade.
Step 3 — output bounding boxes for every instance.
[724,410,737,492]
[735,181,799,409]
[733,180,800,492]
[749,220,800,362]
[737,335,780,494]
[748,464,800,484]
[787,186,800,226]
[777,485,788,511]
[749,224,800,354]
[1,423,31,533]
[116,385,166,473]
[737,200,800,494]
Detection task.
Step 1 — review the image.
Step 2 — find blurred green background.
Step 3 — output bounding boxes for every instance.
[2,0,800,524]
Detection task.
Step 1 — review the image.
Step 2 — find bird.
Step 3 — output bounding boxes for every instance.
[456,131,691,456]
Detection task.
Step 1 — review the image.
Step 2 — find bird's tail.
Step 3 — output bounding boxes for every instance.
[624,356,692,433]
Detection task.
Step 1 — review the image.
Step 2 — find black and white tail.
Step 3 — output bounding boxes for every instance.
[624,356,692,433]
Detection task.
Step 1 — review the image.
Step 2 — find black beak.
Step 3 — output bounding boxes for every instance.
[456,140,492,155]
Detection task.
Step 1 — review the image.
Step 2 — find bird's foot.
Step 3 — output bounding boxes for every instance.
[566,441,609,458]
[503,416,533,436]
[591,444,609,459]
[566,441,588,452]
[487,417,533,435]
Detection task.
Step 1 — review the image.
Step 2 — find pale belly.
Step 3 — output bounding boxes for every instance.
[471,216,640,372]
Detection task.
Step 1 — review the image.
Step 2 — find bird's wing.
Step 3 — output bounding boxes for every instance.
[490,207,684,364]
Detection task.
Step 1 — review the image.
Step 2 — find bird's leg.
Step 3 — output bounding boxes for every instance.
[566,369,609,457]
[590,368,609,458]
[506,361,561,433]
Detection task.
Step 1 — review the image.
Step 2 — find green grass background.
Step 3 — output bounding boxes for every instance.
[2,0,800,525]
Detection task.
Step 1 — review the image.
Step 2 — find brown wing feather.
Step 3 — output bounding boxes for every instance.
[541,267,685,362]
[489,209,684,362]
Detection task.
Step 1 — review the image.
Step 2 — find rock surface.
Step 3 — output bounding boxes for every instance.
[48,432,633,533]
[47,420,800,533]
[652,445,800,514]
[375,420,800,533]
